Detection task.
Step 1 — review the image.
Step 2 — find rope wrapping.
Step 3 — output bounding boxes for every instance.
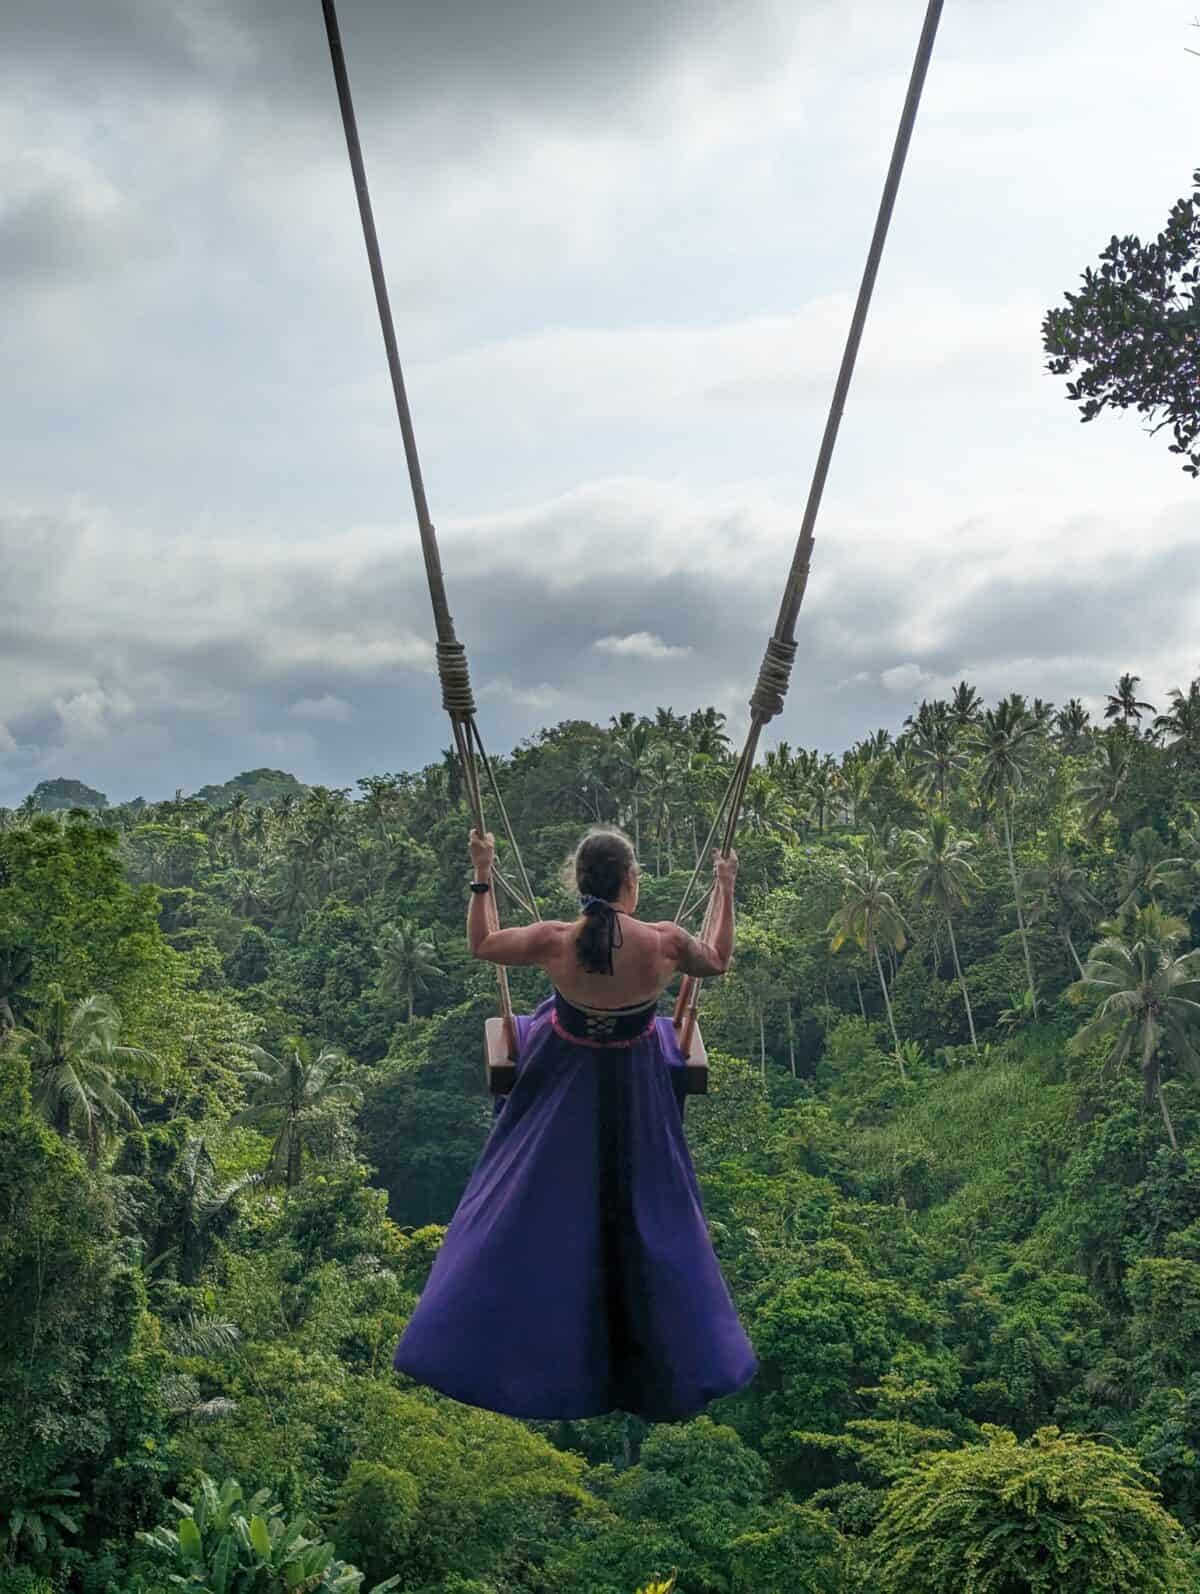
[748,634,799,722]
[436,640,477,719]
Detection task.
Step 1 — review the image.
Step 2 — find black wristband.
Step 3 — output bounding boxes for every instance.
[470,880,491,894]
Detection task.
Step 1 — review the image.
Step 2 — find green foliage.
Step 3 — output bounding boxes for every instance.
[1044,169,1200,476]
[137,1470,398,1592]
[871,1426,1190,1591]
[5,698,1200,1590]
[193,769,309,808]
[29,778,108,813]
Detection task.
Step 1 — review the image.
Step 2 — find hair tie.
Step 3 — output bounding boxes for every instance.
[578,895,623,974]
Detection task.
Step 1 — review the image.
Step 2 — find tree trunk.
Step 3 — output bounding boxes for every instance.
[407,977,415,1027]
[1063,924,1086,980]
[759,1010,766,1079]
[854,970,866,1021]
[873,943,905,1076]
[1003,809,1039,1017]
[946,915,978,1053]
[787,1006,797,1077]
[1146,1030,1179,1151]
[1157,1082,1179,1153]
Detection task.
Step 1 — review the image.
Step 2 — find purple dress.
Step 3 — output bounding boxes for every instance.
[392,990,758,1421]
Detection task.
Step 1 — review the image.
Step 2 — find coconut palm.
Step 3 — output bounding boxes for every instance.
[643,740,681,873]
[829,852,910,1072]
[164,1138,262,1284]
[0,945,33,1033]
[20,985,159,1165]
[1074,736,1131,832]
[1152,677,1200,762]
[840,753,874,829]
[973,697,1041,1017]
[610,716,654,856]
[687,706,731,760]
[1104,672,1156,730]
[902,814,981,1052]
[271,850,317,926]
[906,700,968,809]
[376,919,444,1026]
[1054,698,1092,754]
[236,1039,361,1189]
[807,756,841,834]
[949,680,983,731]
[1068,904,1200,1151]
[1026,829,1103,979]
[1117,827,1191,913]
[742,770,797,842]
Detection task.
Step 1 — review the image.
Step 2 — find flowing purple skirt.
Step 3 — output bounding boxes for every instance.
[392,993,758,1421]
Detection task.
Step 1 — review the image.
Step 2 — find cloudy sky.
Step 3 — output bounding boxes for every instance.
[2,0,1198,807]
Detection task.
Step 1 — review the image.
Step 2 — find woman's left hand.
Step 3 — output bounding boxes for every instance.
[469,828,496,875]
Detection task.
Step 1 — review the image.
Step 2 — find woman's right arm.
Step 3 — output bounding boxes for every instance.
[660,852,737,976]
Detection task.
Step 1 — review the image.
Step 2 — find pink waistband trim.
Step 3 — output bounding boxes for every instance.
[550,1013,656,1050]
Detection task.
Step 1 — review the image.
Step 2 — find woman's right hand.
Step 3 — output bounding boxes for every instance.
[713,849,738,891]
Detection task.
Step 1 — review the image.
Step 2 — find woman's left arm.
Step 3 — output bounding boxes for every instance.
[467,829,558,965]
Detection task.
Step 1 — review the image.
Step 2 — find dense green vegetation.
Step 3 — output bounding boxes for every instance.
[3,680,1200,1592]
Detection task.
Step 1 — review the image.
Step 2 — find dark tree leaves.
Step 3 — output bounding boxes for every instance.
[1043,171,1200,476]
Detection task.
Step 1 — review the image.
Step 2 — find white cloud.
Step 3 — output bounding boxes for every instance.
[480,679,563,711]
[880,663,931,693]
[53,684,135,741]
[290,693,353,723]
[594,632,694,661]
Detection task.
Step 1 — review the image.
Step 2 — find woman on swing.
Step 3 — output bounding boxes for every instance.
[393,825,758,1422]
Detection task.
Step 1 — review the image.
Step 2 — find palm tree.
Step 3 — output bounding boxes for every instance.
[271,850,317,926]
[1074,736,1131,832]
[167,1138,262,1284]
[840,753,874,828]
[1054,698,1092,755]
[973,698,1041,1017]
[829,853,909,1073]
[807,756,841,834]
[906,700,967,809]
[610,717,653,856]
[1152,677,1200,762]
[1026,830,1102,979]
[1068,904,1200,1151]
[0,945,33,1033]
[949,680,983,732]
[236,1039,361,1189]
[742,770,797,841]
[1117,827,1190,914]
[1104,672,1156,731]
[902,814,981,1052]
[687,706,731,760]
[20,985,159,1165]
[376,919,444,1026]
[643,740,681,873]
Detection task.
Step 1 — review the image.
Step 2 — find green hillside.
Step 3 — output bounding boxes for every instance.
[2,688,1200,1592]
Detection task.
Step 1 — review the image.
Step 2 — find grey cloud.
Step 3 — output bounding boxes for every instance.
[0,162,156,283]
[8,0,790,121]
[2,494,1198,810]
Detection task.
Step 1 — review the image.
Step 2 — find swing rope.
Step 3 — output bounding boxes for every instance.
[320,0,945,1056]
[672,0,945,1053]
[320,0,542,1055]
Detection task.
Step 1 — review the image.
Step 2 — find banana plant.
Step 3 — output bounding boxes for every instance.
[137,1472,400,1593]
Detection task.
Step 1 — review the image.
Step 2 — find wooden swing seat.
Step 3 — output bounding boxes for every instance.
[485,1015,708,1096]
